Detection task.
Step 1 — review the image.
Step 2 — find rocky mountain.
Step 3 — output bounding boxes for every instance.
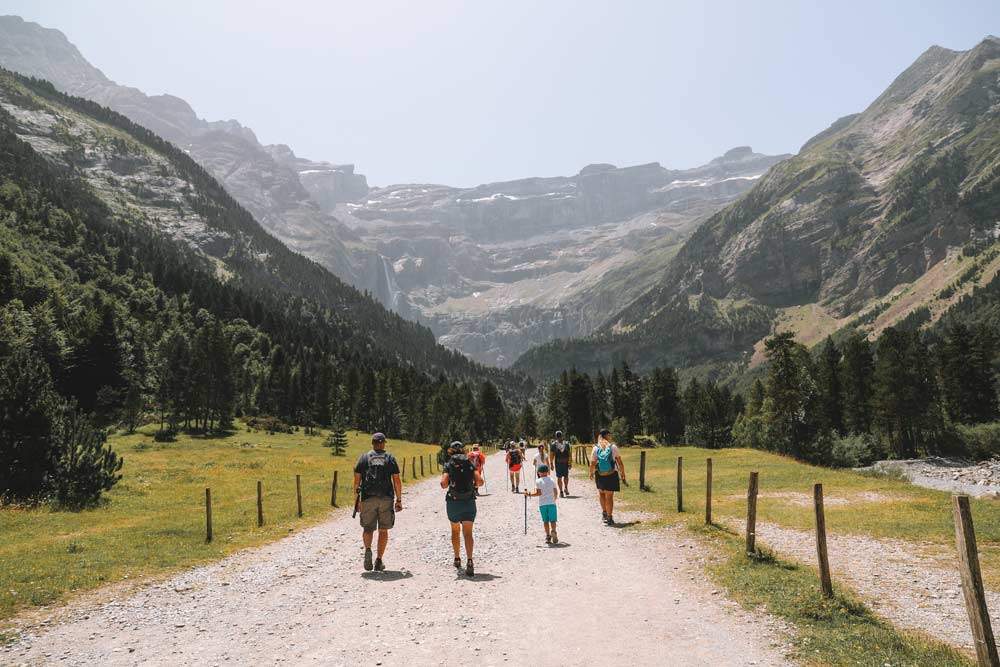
[327,147,788,365]
[0,66,529,395]
[0,15,380,294]
[515,36,1000,380]
[0,15,790,367]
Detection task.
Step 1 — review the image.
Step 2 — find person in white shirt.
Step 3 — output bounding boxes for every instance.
[524,464,559,544]
[532,442,550,476]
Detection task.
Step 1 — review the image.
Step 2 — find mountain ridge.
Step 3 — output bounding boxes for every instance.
[514,35,1000,380]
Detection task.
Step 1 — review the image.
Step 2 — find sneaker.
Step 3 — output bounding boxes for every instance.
[374,558,385,572]
[364,547,374,571]
[466,560,475,577]
[602,511,608,522]
[605,515,614,526]
[545,534,551,544]
[551,530,558,544]
[453,557,462,569]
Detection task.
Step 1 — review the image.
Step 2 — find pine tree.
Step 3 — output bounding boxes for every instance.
[516,402,538,440]
[477,380,505,441]
[641,366,683,444]
[816,338,845,435]
[566,369,595,443]
[326,423,348,457]
[840,331,874,434]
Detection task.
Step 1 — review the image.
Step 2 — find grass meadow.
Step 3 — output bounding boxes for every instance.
[0,423,437,624]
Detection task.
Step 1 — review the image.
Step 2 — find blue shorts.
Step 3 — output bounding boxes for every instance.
[554,462,569,478]
[539,504,558,523]
[446,498,477,523]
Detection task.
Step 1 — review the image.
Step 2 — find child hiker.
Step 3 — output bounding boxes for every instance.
[524,464,559,544]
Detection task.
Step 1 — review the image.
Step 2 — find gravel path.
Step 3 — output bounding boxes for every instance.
[743,519,997,652]
[2,451,790,666]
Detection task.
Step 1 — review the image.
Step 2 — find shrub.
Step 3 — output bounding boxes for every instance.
[610,417,634,445]
[954,422,1000,460]
[48,410,123,507]
[823,432,885,468]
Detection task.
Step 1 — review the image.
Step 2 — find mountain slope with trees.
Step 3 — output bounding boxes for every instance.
[0,68,527,503]
[515,36,1000,381]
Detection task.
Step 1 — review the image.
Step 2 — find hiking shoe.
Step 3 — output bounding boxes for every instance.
[466,560,474,577]
[545,534,551,544]
[364,548,374,571]
[602,511,608,522]
[551,530,558,544]
[374,558,385,572]
[453,557,462,569]
[605,515,614,526]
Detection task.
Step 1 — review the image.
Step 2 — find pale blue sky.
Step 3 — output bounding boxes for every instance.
[4,0,998,186]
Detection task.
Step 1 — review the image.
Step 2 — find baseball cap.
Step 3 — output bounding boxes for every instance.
[372,432,386,443]
[538,464,550,473]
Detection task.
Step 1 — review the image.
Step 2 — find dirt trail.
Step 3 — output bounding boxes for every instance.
[3,451,790,666]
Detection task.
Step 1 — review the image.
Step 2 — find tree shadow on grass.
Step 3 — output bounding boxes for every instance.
[362,570,414,581]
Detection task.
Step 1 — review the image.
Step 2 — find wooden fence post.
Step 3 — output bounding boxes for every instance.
[639,450,647,491]
[296,474,303,518]
[257,480,264,527]
[205,488,213,543]
[814,483,833,598]
[676,456,684,512]
[746,471,759,556]
[706,458,713,525]
[402,457,406,481]
[421,455,425,477]
[331,470,338,507]
[953,494,1000,667]
[412,457,417,478]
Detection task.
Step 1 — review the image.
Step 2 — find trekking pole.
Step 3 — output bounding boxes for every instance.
[523,490,527,535]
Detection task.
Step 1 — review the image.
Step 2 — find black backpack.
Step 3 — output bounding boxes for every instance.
[360,451,393,499]
[508,449,522,466]
[447,454,476,501]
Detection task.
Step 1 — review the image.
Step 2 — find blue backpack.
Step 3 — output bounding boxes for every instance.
[596,445,615,473]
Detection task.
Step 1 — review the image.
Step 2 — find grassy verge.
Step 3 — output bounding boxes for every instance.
[608,447,982,665]
[614,447,1000,586]
[0,423,437,622]
[694,522,969,665]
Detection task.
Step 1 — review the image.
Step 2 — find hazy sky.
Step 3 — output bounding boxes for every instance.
[5,0,998,186]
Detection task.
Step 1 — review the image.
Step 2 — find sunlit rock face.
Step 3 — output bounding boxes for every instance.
[332,148,789,366]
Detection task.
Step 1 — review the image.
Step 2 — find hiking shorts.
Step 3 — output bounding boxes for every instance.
[360,496,395,531]
[554,462,570,478]
[509,463,522,473]
[539,504,558,523]
[446,498,477,523]
[595,471,620,492]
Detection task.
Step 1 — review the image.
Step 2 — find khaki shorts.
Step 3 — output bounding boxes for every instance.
[360,496,395,531]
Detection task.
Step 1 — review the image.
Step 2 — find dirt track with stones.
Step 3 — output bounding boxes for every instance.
[2,451,790,666]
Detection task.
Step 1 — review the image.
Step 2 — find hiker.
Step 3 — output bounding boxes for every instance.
[550,430,572,497]
[467,444,486,495]
[440,441,483,576]
[524,464,559,544]
[353,432,403,571]
[506,442,524,492]
[589,428,626,525]
[532,442,550,477]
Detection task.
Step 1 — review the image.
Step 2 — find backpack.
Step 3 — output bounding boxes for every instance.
[596,445,616,474]
[552,441,570,463]
[508,449,522,465]
[447,454,476,501]
[360,451,393,499]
